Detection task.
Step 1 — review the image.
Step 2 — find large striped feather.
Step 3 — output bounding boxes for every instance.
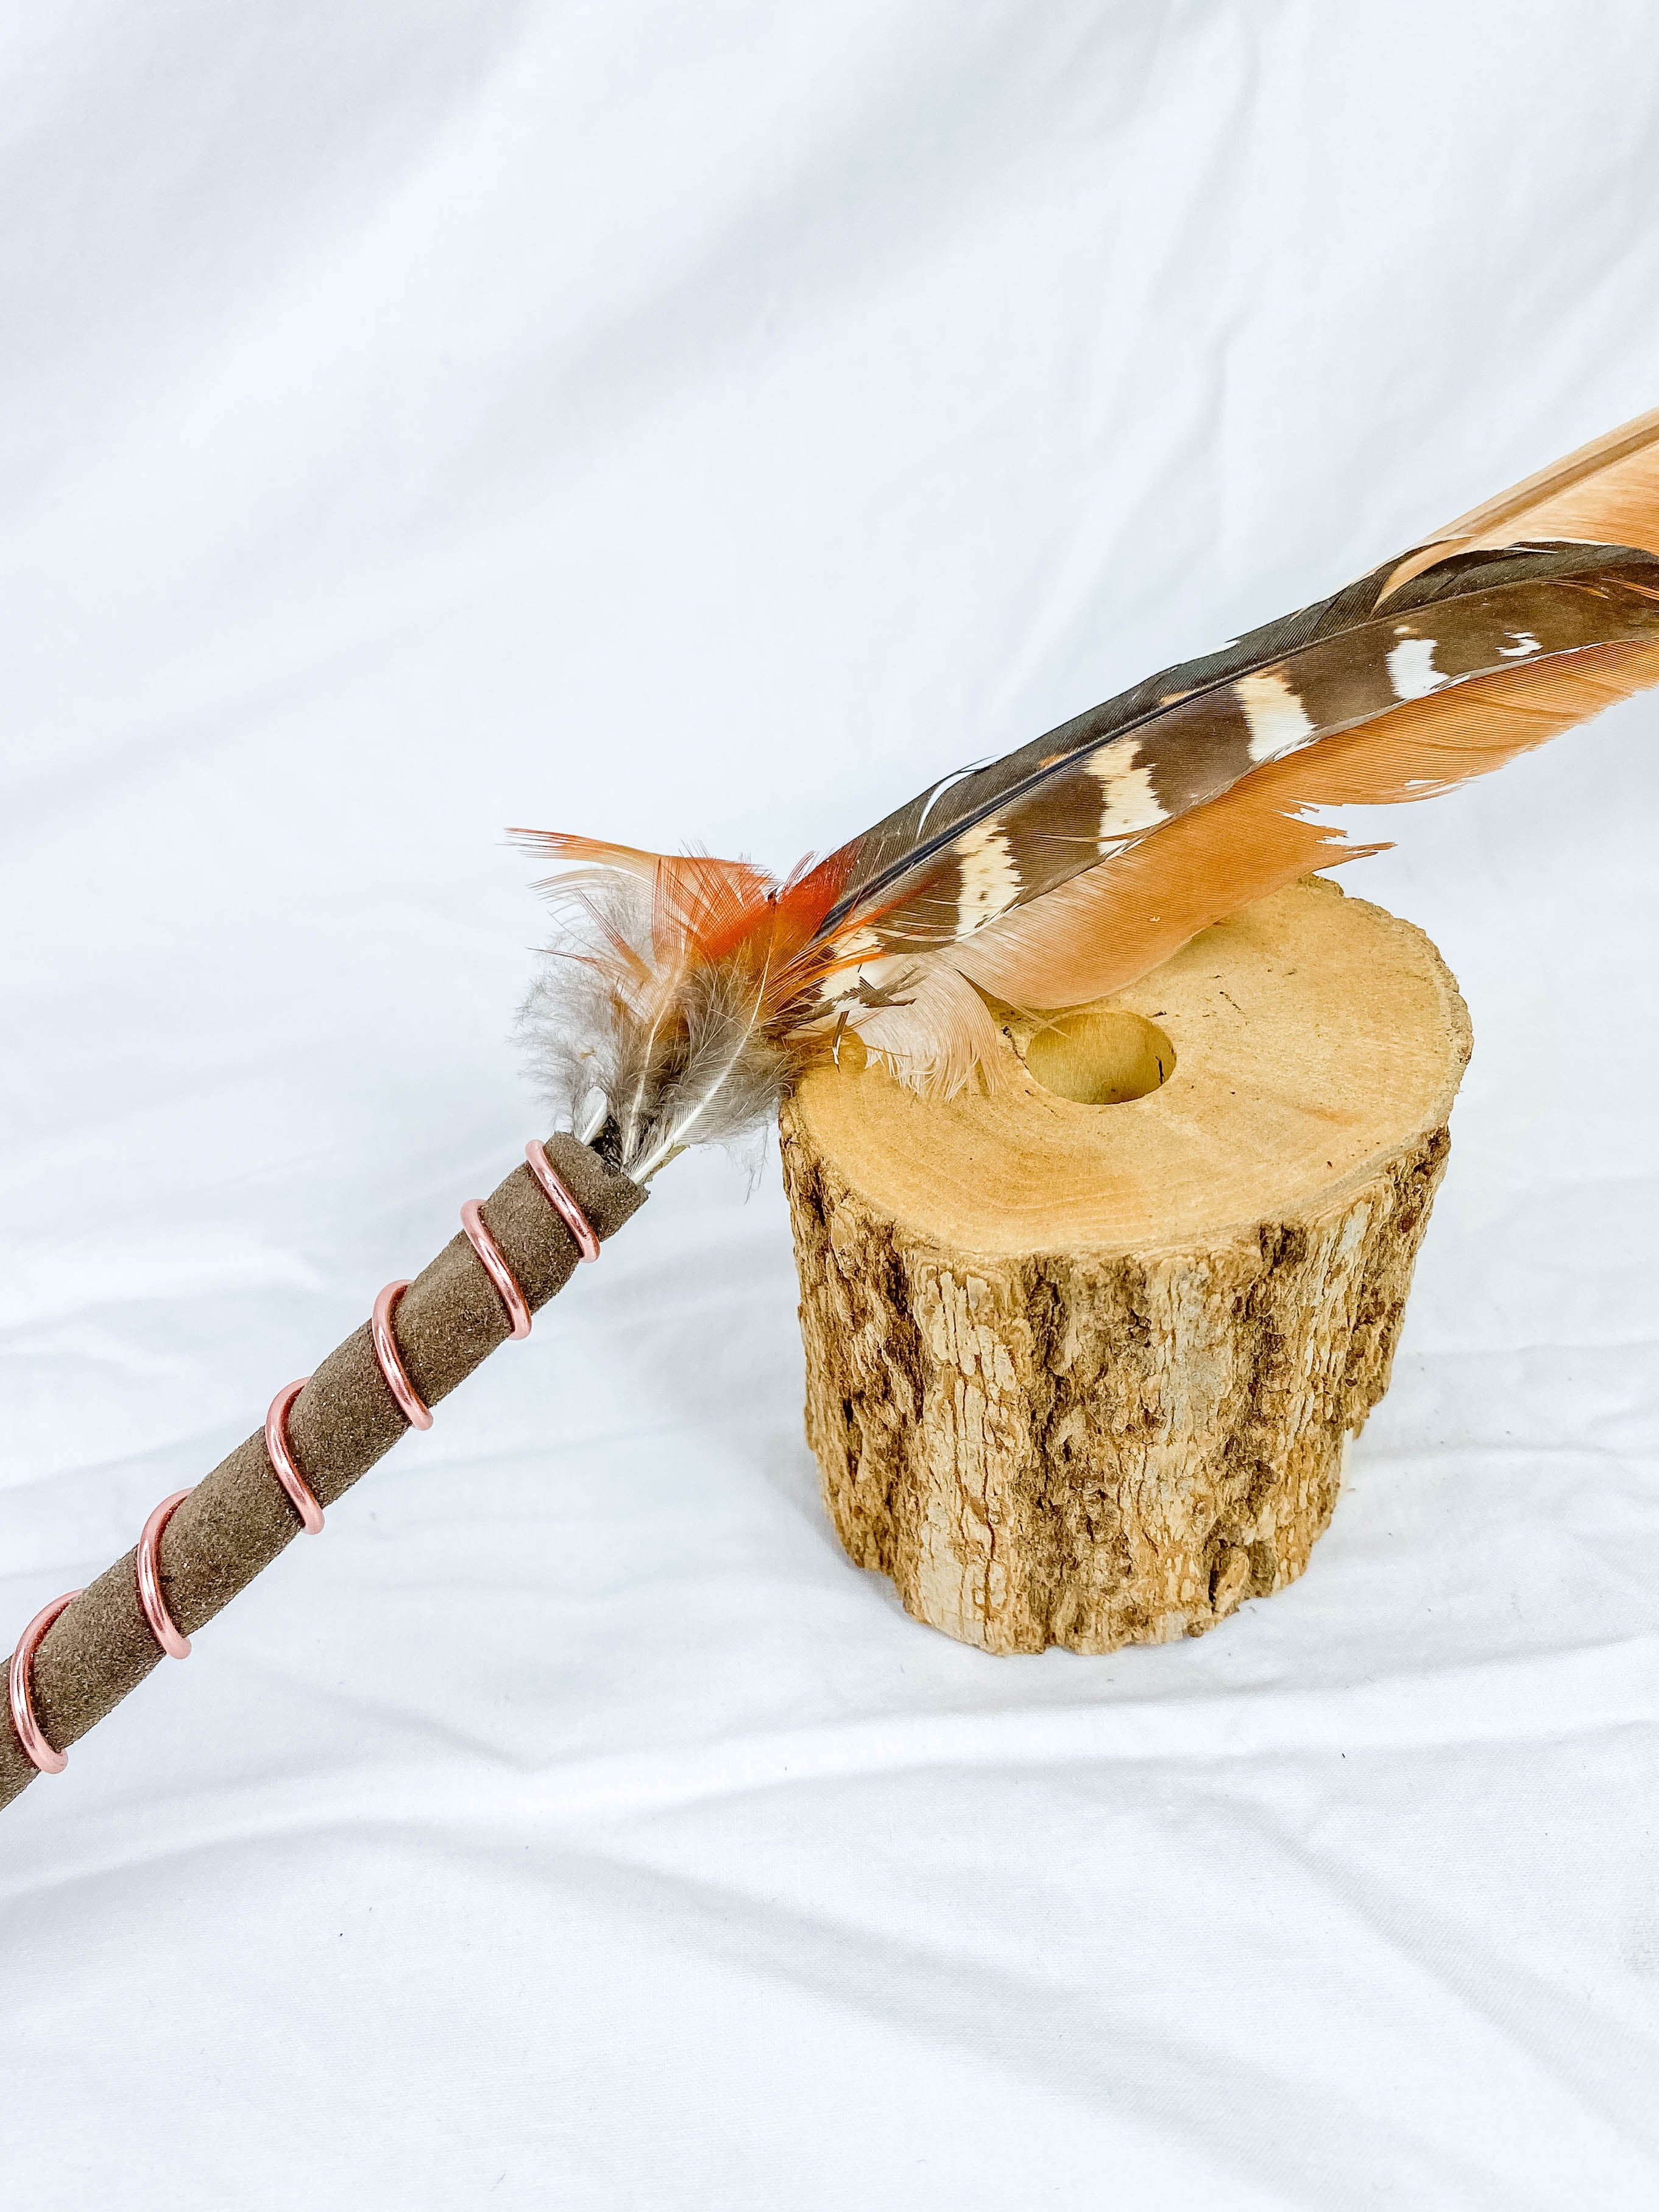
[519,408,1659,1163]
[804,551,1659,1082]
[948,637,1659,1013]
[821,553,1659,958]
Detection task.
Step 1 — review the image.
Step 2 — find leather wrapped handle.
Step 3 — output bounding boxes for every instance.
[1,1134,645,1814]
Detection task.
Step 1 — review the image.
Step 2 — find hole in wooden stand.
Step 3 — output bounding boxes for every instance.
[1024,1008,1176,1105]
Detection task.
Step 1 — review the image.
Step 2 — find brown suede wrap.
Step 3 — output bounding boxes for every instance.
[1,1134,645,1813]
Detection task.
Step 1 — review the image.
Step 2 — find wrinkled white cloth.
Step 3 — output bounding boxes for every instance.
[2,6,1657,2205]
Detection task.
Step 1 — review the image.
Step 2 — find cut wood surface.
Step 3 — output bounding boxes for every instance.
[779,879,1471,1654]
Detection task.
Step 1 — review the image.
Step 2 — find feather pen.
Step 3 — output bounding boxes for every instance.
[514,404,1659,1171]
[7,405,1659,1811]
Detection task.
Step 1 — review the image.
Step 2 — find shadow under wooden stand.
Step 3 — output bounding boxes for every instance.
[779,878,1470,1655]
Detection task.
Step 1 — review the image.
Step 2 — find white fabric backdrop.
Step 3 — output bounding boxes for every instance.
[4,5,1657,2203]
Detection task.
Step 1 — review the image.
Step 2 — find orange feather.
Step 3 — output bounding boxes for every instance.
[950,638,1659,1012]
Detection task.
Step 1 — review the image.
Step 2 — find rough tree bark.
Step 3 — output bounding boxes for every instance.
[779,880,1470,1655]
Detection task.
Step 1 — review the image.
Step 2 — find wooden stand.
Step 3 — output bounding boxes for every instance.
[779,880,1470,1655]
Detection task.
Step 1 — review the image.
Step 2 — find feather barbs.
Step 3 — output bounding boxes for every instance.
[512,830,856,999]
[512,830,877,1175]
[1381,403,1659,601]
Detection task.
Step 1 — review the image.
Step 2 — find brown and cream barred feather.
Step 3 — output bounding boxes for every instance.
[517,406,1659,1175]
